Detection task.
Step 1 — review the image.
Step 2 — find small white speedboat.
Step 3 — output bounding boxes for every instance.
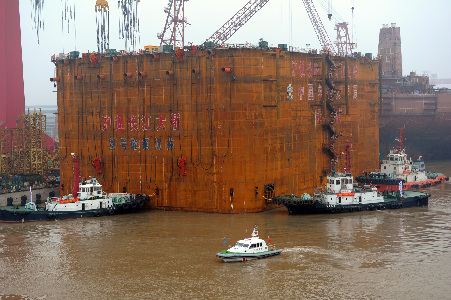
[216,225,282,262]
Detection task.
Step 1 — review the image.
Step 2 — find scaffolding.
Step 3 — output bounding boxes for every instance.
[0,109,52,177]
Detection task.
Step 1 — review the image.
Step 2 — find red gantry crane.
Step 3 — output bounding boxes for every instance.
[158,0,190,49]
[315,0,354,56]
[204,0,336,54]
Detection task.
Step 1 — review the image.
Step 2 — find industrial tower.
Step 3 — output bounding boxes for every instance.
[378,23,402,77]
[0,0,26,128]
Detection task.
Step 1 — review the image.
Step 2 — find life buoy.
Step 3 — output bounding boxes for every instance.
[270,244,274,250]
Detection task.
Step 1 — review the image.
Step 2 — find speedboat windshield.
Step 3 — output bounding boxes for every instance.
[235,242,249,248]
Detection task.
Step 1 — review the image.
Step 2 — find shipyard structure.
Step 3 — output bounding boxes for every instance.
[377,23,451,160]
[54,48,380,213]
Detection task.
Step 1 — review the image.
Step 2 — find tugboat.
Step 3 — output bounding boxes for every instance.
[272,142,431,214]
[216,225,282,262]
[356,128,448,191]
[0,154,150,222]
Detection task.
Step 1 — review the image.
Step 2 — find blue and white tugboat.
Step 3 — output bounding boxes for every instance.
[272,142,431,214]
[0,154,150,222]
[216,225,282,262]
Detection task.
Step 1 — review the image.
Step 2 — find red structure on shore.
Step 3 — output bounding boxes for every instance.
[0,0,25,129]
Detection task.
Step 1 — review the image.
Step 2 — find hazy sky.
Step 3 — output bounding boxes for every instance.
[18,0,451,106]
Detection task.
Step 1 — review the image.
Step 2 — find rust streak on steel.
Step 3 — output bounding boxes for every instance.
[54,48,380,213]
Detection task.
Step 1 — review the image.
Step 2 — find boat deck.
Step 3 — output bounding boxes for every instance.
[0,205,45,212]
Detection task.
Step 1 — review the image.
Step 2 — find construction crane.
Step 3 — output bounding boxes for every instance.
[204,0,271,45]
[316,0,354,56]
[301,0,335,53]
[158,0,189,48]
[204,0,335,53]
[334,22,352,56]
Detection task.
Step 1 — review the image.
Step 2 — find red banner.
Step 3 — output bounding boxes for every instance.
[337,192,355,197]
[60,198,79,204]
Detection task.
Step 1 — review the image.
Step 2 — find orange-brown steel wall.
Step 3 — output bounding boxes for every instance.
[56,48,380,213]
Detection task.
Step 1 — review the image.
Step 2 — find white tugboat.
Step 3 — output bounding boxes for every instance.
[272,142,431,214]
[216,225,282,262]
[356,128,448,191]
[0,154,150,222]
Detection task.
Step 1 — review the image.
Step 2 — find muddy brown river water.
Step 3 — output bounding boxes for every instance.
[1,161,450,299]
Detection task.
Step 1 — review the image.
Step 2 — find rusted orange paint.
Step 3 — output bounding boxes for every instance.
[55,48,380,213]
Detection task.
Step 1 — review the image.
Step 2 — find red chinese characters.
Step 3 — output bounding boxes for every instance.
[128,115,139,131]
[142,115,151,130]
[156,114,166,131]
[101,115,111,131]
[171,113,180,130]
[316,108,322,125]
[100,113,180,132]
[298,86,304,101]
[115,115,125,131]
[308,84,314,101]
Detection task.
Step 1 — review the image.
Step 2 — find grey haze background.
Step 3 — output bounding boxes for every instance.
[18,0,451,106]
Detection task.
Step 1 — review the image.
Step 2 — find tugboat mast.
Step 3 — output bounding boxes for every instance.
[396,128,406,153]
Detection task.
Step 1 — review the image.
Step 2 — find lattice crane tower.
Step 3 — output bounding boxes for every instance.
[204,0,271,45]
[301,0,335,54]
[158,0,189,49]
[315,0,355,55]
[335,22,352,56]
